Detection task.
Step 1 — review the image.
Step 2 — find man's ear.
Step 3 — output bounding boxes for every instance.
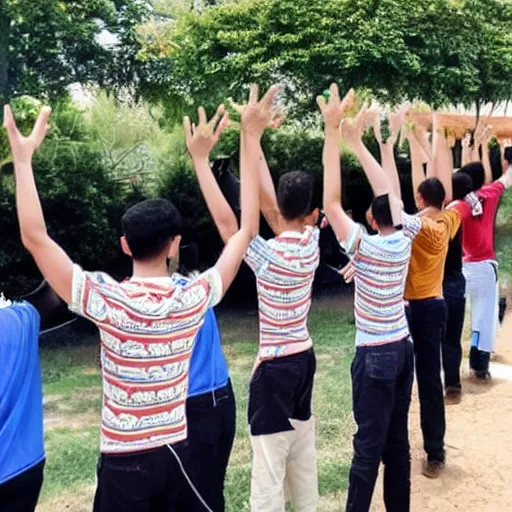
[120,236,132,257]
[169,235,182,259]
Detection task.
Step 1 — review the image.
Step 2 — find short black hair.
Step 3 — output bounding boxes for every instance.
[418,177,446,209]
[371,194,393,228]
[452,172,473,201]
[122,199,182,261]
[458,162,485,192]
[504,146,512,165]
[277,171,315,221]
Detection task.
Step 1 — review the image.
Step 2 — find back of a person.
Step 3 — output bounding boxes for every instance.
[460,181,505,263]
[353,231,413,345]
[73,270,219,454]
[252,226,320,360]
[0,302,44,486]
[405,210,458,300]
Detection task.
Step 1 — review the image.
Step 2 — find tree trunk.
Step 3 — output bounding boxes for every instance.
[0,3,10,119]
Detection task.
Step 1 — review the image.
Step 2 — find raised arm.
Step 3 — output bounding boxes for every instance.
[213,85,278,291]
[478,125,493,185]
[258,147,282,235]
[185,105,238,243]
[4,105,74,304]
[406,124,430,208]
[371,107,404,199]
[318,84,355,242]
[431,113,454,204]
[343,110,391,198]
[461,133,472,167]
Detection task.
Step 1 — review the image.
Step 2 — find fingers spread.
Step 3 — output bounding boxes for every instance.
[198,106,207,126]
[261,85,280,108]
[248,84,259,105]
[329,83,340,104]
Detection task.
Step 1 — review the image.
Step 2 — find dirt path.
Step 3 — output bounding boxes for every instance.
[372,304,512,512]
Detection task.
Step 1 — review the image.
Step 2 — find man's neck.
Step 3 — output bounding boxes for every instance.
[280,218,307,234]
[378,226,398,236]
[131,260,170,279]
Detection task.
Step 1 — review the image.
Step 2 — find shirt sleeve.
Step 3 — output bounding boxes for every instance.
[437,209,461,240]
[401,212,422,240]
[244,235,274,275]
[338,219,366,257]
[195,268,223,309]
[447,200,471,222]
[479,181,506,201]
[69,264,113,324]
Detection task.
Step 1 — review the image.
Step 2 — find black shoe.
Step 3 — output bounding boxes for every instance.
[474,370,491,381]
[499,296,507,325]
[469,346,479,371]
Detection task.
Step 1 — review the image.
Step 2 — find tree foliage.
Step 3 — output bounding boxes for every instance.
[138,0,512,116]
[0,0,150,108]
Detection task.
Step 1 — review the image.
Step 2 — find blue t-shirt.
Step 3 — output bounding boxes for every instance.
[0,302,44,485]
[172,274,229,397]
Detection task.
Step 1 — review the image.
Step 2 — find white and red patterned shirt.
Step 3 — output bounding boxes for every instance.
[245,227,320,364]
[69,265,222,454]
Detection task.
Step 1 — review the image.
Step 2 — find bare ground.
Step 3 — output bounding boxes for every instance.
[371,299,512,512]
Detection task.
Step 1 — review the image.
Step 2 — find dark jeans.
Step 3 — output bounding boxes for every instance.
[442,273,466,390]
[0,460,45,512]
[93,443,191,512]
[346,339,414,512]
[177,381,236,512]
[406,298,446,462]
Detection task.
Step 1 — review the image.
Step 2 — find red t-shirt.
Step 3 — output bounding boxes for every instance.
[451,181,505,262]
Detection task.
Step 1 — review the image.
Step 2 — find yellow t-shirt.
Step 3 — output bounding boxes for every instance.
[404,209,461,300]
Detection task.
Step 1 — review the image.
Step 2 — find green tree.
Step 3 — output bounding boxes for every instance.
[138,0,512,116]
[0,0,150,109]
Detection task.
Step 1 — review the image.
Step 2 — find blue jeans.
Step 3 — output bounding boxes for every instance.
[346,338,414,512]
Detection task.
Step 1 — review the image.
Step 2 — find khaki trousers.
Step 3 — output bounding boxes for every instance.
[250,416,319,512]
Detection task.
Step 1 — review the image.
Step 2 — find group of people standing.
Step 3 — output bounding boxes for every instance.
[0,84,510,512]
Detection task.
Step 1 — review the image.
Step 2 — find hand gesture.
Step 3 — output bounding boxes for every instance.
[340,107,367,148]
[184,105,229,161]
[240,84,281,137]
[462,132,472,149]
[317,84,355,130]
[3,105,51,163]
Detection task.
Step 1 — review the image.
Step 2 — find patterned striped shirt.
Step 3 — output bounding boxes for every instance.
[245,227,320,362]
[69,265,222,454]
[342,214,421,346]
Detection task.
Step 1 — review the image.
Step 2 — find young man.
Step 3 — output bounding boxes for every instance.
[451,144,512,378]
[320,85,419,512]
[0,298,44,512]
[405,115,462,478]
[4,84,278,512]
[189,99,320,512]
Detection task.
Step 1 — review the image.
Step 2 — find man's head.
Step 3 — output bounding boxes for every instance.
[452,172,473,201]
[416,177,446,210]
[277,171,319,226]
[121,199,182,262]
[458,162,485,192]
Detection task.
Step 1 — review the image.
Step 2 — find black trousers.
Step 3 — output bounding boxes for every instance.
[406,298,447,462]
[248,349,316,436]
[442,273,466,390]
[176,381,236,512]
[346,339,414,512]
[0,460,45,512]
[93,443,192,512]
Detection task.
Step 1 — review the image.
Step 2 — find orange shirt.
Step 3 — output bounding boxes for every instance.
[405,209,461,301]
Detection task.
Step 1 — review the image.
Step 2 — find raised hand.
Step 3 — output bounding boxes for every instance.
[340,107,367,149]
[184,104,229,161]
[241,84,281,137]
[3,105,51,163]
[316,84,355,130]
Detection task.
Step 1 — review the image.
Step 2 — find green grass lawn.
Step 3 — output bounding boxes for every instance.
[37,302,357,512]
